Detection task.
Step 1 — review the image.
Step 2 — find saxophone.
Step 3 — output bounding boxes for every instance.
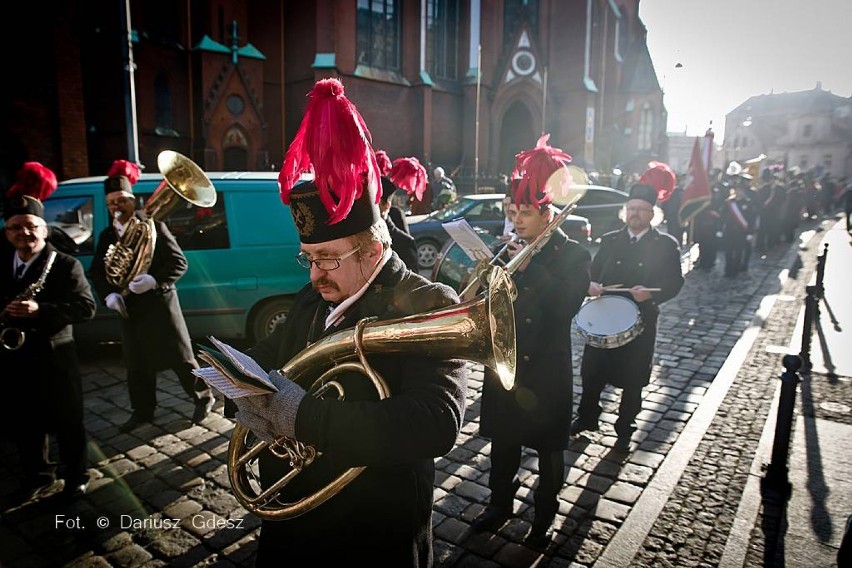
[1,250,57,351]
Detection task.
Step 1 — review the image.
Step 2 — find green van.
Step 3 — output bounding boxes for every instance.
[40,171,308,345]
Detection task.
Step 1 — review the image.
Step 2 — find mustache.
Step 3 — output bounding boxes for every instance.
[312,277,338,291]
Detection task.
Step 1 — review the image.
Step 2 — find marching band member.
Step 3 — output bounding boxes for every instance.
[231,78,469,566]
[1,163,96,500]
[89,160,215,432]
[573,183,684,444]
[375,150,422,270]
[474,135,591,544]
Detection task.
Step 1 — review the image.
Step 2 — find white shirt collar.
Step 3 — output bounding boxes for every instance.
[627,227,650,241]
[325,247,393,329]
[13,249,43,276]
[113,218,128,238]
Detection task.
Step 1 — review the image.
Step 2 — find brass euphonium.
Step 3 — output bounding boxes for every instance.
[228,267,516,520]
[103,151,216,300]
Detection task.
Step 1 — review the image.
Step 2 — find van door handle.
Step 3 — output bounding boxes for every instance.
[236,277,258,290]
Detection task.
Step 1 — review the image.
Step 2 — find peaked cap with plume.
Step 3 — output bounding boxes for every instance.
[638,161,676,203]
[389,157,427,202]
[278,78,381,226]
[512,134,572,206]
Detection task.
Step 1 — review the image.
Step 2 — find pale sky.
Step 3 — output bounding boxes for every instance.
[639,0,852,141]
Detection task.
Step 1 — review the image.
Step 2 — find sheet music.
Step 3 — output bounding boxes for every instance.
[442,219,495,262]
[209,336,274,387]
[192,336,277,399]
[192,362,270,399]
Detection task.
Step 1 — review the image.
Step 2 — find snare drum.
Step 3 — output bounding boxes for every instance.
[575,295,644,349]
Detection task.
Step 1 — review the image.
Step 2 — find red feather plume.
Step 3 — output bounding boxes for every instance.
[389,157,427,202]
[278,78,380,225]
[6,162,58,201]
[512,134,572,206]
[106,160,141,185]
[639,161,676,203]
[374,150,392,177]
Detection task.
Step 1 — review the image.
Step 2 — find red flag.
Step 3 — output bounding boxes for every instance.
[678,137,711,227]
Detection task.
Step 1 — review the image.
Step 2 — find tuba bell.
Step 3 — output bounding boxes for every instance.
[103,151,216,297]
[227,267,516,520]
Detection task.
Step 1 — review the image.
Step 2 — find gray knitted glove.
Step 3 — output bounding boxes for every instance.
[234,370,306,442]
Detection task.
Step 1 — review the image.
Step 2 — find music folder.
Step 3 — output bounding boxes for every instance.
[442,219,495,262]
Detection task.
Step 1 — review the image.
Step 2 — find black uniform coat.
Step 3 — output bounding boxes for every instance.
[247,253,469,567]
[386,215,418,270]
[89,212,195,370]
[480,230,591,450]
[581,228,683,388]
[1,243,95,431]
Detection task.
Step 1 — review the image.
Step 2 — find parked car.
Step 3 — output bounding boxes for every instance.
[33,171,308,346]
[569,184,630,238]
[408,193,592,269]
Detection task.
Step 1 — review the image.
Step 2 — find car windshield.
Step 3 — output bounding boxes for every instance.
[429,199,472,221]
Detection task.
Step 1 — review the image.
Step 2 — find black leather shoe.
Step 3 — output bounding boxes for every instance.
[570,420,599,436]
[119,413,152,433]
[526,518,555,547]
[192,395,216,424]
[471,506,511,533]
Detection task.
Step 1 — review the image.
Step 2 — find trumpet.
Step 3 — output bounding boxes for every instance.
[1,251,57,350]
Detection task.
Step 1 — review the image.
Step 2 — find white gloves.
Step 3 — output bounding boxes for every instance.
[129,273,157,294]
[105,292,127,318]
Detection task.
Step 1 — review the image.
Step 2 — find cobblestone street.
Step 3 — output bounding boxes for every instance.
[1,215,849,567]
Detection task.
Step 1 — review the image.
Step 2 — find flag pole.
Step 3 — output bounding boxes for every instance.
[541,66,548,135]
[474,44,481,194]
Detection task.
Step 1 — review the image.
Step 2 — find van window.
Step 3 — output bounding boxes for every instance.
[43,196,95,255]
[138,193,230,251]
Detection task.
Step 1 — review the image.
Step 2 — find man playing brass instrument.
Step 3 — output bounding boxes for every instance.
[474,135,591,544]
[229,78,469,566]
[1,163,96,500]
[89,160,215,432]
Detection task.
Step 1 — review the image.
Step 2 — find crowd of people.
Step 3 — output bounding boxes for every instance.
[3,74,850,565]
[684,167,851,277]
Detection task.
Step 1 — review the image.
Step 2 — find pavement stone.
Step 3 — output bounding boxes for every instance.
[1,214,849,567]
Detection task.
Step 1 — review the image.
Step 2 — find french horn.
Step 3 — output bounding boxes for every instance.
[228,267,516,519]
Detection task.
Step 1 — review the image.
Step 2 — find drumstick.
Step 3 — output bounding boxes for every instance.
[603,287,662,292]
[601,283,623,290]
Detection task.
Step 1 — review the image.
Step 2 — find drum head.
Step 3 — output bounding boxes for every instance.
[575,296,640,335]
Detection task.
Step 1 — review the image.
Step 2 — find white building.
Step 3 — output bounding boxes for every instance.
[723,83,852,178]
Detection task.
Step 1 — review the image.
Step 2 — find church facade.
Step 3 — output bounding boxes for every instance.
[3,0,666,193]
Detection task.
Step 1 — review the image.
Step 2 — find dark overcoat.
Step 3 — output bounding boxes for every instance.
[581,227,684,388]
[247,253,469,567]
[1,243,95,431]
[386,216,418,270]
[480,230,591,450]
[89,212,195,370]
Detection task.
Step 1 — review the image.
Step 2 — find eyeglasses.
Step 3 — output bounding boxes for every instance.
[295,246,360,270]
[624,206,654,214]
[5,222,45,233]
[107,197,133,207]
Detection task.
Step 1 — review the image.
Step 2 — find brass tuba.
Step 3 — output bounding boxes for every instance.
[103,151,217,297]
[228,267,516,520]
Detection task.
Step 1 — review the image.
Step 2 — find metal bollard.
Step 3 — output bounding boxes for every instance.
[799,243,829,371]
[761,354,802,500]
[814,243,829,299]
[799,287,817,371]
